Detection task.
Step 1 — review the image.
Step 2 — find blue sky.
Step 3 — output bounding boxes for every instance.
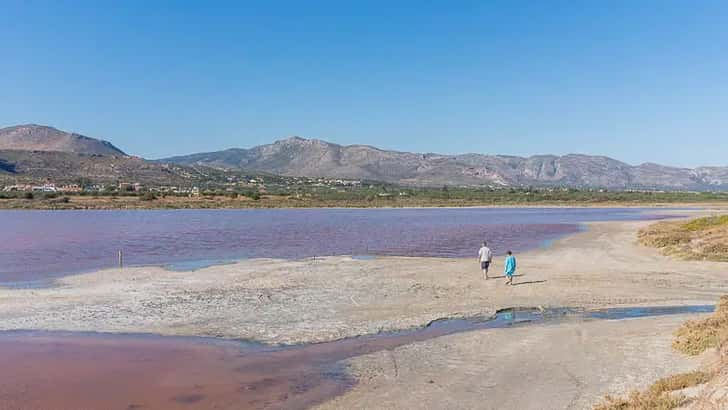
[2,1,727,166]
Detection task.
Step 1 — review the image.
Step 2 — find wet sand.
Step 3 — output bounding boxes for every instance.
[317,315,706,410]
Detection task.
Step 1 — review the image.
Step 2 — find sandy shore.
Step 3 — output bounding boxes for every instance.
[1,219,727,345]
[316,314,707,410]
[1,215,727,408]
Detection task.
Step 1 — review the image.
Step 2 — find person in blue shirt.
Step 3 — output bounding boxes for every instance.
[504,250,516,285]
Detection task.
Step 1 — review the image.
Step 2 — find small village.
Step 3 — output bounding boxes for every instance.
[0,176,365,196]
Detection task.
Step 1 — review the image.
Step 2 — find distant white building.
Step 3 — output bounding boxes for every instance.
[32,184,57,192]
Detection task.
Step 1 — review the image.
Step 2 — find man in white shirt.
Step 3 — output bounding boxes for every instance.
[478,241,493,280]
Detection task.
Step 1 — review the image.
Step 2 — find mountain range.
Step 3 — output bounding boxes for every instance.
[1,124,727,191]
[161,137,728,191]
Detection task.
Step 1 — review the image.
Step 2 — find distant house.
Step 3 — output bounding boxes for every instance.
[2,184,32,192]
[32,184,57,192]
[117,182,143,192]
[60,184,82,193]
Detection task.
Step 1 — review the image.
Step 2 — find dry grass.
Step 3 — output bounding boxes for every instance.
[676,297,728,409]
[595,296,728,410]
[638,215,728,261]
[683,216,728,232]
[600,223,727,409]
[689,356,728,410]
[674,296,728,356]
[595,371,712,410]
[649,371,715,394]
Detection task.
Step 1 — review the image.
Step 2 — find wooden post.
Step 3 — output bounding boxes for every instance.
[118,250,123,268]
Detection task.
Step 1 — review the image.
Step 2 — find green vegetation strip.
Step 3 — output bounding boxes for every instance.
[2,187,728,210]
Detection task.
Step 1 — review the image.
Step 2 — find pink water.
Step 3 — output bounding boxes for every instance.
[0,305,712,409]
[0,207,675,284]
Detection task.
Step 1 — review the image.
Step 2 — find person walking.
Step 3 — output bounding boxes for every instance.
[478,241,493,279]
[504,250,517,285]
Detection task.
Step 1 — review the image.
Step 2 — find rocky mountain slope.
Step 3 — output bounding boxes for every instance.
[0,125,125,156]
[0,150,210,186]
[161,137,728,190]
[0,125,281,189]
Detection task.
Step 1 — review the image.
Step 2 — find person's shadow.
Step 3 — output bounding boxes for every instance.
[488,273,547,286]
[488,273,524,279]
[511,280,547,286]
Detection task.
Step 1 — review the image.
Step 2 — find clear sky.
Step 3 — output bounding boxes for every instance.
[2,1,727,166]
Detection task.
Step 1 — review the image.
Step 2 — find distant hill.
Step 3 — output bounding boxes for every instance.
[0,125,278,189]
[160,137,728,191]
[0,150,206,186]
[0,124,125,156]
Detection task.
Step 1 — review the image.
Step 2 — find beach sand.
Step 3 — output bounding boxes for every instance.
[1,219,726,345]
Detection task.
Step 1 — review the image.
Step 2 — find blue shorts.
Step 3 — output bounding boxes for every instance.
[480,261,490,270]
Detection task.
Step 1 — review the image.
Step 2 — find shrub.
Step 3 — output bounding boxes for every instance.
[140,192,157,201]
[52,196,70,204]
[595,370,713,410]
[683,215,728,231]
[673,296,728,356]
